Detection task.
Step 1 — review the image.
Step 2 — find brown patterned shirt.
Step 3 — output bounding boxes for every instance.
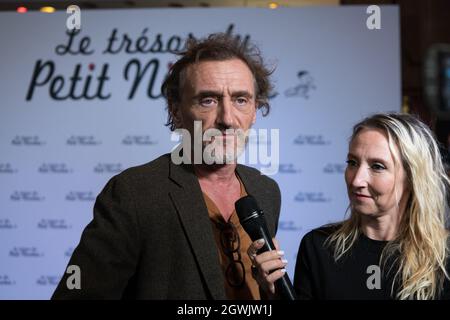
[202,176,260,300]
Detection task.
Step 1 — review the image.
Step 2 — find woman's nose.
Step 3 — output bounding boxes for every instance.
[349,166,369,188]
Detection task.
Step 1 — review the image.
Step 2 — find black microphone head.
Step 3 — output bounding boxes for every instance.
[235,195,261,222]
[235,195,271,247]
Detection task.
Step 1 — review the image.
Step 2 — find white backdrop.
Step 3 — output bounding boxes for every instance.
[0,6,400,299]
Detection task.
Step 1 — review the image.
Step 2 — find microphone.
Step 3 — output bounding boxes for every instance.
[235,195,297,300]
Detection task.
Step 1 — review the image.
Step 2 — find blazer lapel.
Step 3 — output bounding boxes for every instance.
[168,160,226,300]
[235,165,277,236]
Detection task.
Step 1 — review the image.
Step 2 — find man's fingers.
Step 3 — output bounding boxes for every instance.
[273,238,280,251]
[246,238,287,297]
[268,283,276,295]
[247,239,265,260]
[254,238,265,250]
[254,249,284,267]
[266,268,287,284]
[258,258,288,275]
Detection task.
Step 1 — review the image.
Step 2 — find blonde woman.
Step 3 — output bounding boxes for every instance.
[248,113,450,299]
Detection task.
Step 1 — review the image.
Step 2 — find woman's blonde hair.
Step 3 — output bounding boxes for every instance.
[327,113,450,299]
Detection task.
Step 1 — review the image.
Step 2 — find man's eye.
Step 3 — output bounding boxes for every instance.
[346,159,358,167]
[200,98,217,107]
[235,97,248,106]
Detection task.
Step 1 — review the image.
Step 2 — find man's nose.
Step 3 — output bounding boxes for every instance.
[216,98,234,129]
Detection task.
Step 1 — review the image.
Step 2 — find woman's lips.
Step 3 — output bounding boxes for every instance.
[352,193,372,199]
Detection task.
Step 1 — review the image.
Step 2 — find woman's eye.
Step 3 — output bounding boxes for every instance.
[371,163,386,171]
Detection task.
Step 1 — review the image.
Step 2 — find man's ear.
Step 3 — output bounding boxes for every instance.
[171,103,183,129]
[252,106,257,125]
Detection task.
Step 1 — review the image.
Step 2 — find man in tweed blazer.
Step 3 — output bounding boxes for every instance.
[52,33,281,299]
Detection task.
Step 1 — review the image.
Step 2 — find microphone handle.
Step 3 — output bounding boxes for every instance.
[252,225,297,300]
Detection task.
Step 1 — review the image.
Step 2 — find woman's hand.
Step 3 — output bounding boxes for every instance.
[247,238,288,297]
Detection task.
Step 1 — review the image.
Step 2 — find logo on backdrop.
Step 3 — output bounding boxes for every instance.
[279,163,301,174]
[66,135,101,146]
[94,163,123,173]
[0,275,16,286]
[294,192,331,203]
[25,24,249,102]
[122,135,157,145]
[279,220,302,231]
[37,275,61,286]
[323,163,346,174]
[38,163,73,173]
[10,191,45,201]
[0,163,17,173]
[0,219,17,229]
[285,71,316,99]
[9,247,44,258]
[37,219,72,230]
[294,134,330,146]
[11,135,46,146]
[65,191,95,201]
